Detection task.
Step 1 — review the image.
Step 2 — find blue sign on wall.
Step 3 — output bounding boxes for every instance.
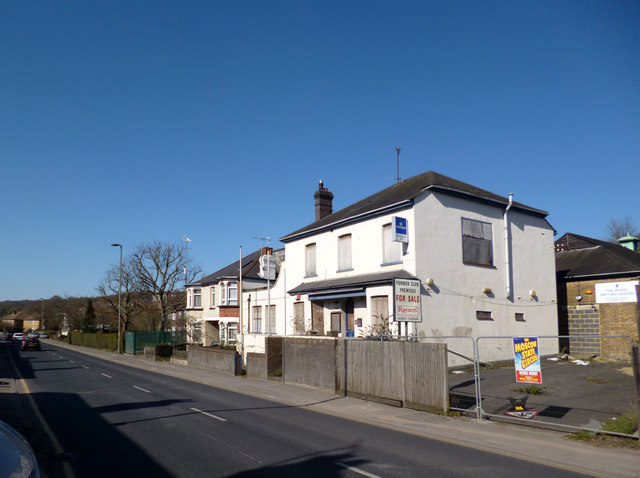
[392,216,408,243]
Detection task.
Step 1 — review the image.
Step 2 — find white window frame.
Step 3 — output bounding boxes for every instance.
[252,305,262,334]
[210,287,216,308]
[305,243,317,277]
[193,288,202,308]
[220,283,227,305]
[228,282,238,306]
[382,223,402,265]
[337,234,352,272]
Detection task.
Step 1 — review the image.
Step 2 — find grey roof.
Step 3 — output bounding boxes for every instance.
[555,233,640,279]
[288,270,417,295]
[189,249,284,287]
[280,171,548,243]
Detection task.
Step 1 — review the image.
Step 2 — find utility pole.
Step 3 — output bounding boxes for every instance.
[183,236,191,287]
[255,236,272,334]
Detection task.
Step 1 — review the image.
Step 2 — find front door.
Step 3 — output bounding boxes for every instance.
[311,302,324,335]
[345,298,355,337]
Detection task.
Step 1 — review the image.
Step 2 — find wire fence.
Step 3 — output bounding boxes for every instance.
[373,333,638,438]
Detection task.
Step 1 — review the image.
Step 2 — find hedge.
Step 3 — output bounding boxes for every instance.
[68,332,118,351]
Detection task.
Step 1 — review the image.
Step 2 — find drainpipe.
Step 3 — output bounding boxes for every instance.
[504,193,513,300]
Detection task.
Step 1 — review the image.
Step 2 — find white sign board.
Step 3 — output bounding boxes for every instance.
[392,216,408,243]
[595,281,639,303]
[393,278,422,322]
[259,255,276,280]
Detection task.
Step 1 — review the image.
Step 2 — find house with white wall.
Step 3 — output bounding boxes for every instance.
[279,171,559,362]
[186,249,279,346]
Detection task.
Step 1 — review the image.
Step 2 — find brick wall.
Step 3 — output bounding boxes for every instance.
[560,277,639,360]
[566,305,601,356]
[282,337,339,390]
[265,336,283,377]
[218,307,239,318]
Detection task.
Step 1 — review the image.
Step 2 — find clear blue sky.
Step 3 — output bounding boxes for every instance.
[2,1,638,301]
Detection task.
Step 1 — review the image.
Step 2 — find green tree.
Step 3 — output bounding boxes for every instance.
[82,298,97,333]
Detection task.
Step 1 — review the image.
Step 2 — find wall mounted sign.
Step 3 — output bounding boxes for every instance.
[392,216,408,243]
[595,281,639,303]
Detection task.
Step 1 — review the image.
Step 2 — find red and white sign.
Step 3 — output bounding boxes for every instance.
[393,278,422,323]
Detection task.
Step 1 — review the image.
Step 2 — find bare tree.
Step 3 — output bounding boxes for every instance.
[129,240,201,331]
[606,217,640,242]
[97,258,142,333]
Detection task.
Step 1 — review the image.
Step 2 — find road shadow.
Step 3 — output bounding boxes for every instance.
[225,450,370,477]
[1,342,177,478]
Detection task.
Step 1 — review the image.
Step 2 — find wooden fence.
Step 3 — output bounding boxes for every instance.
[341,340,448,413]
[262,337,449,414]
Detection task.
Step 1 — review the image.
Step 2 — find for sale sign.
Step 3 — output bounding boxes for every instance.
[513,336,542,384]
[393,278,422,322]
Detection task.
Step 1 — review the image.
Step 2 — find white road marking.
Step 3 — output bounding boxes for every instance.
[335,462,382,478]
[82,365,89,369]
[69,360,75,363]
[102,373,112,379]
[190,407,227,422]
[133,385,151,393]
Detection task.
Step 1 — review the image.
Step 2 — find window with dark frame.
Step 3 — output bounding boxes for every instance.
[476,310,493,320]
[462,218,493,266]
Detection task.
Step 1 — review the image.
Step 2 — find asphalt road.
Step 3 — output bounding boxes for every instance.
[7,341,597,478]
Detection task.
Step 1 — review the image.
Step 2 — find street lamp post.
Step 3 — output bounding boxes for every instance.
[111,243,123,354]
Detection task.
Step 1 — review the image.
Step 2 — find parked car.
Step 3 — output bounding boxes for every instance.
[0,419,40,478]
[20,337,40,351]
[11,333,25,343]
[39,332,49,339]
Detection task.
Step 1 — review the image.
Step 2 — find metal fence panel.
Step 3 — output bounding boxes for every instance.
[475,335,637,438]
[125,331,187,354]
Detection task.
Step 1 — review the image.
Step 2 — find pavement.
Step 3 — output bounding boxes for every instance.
[10,340,640,478]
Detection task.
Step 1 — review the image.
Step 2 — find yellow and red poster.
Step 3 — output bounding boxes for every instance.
[513,336,542,384]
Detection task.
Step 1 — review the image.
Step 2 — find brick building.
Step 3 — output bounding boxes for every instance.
[555,233,640,360]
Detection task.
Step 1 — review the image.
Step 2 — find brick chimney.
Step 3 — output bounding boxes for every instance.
[314,180,333,221]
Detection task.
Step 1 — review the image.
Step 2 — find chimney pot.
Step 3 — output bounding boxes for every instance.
[314,181,333,221]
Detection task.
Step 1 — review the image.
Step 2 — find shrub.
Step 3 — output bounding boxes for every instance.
[511,385,547,395]
[602,412,638,435]
[155,343,173,358]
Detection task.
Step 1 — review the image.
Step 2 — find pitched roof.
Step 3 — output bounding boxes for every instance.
[280,170,548,242]
[555,233,640,279]
[189,249,284,286]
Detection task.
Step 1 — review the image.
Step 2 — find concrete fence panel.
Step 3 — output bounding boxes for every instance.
[246,353,267,379]
[187,346,241,375]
